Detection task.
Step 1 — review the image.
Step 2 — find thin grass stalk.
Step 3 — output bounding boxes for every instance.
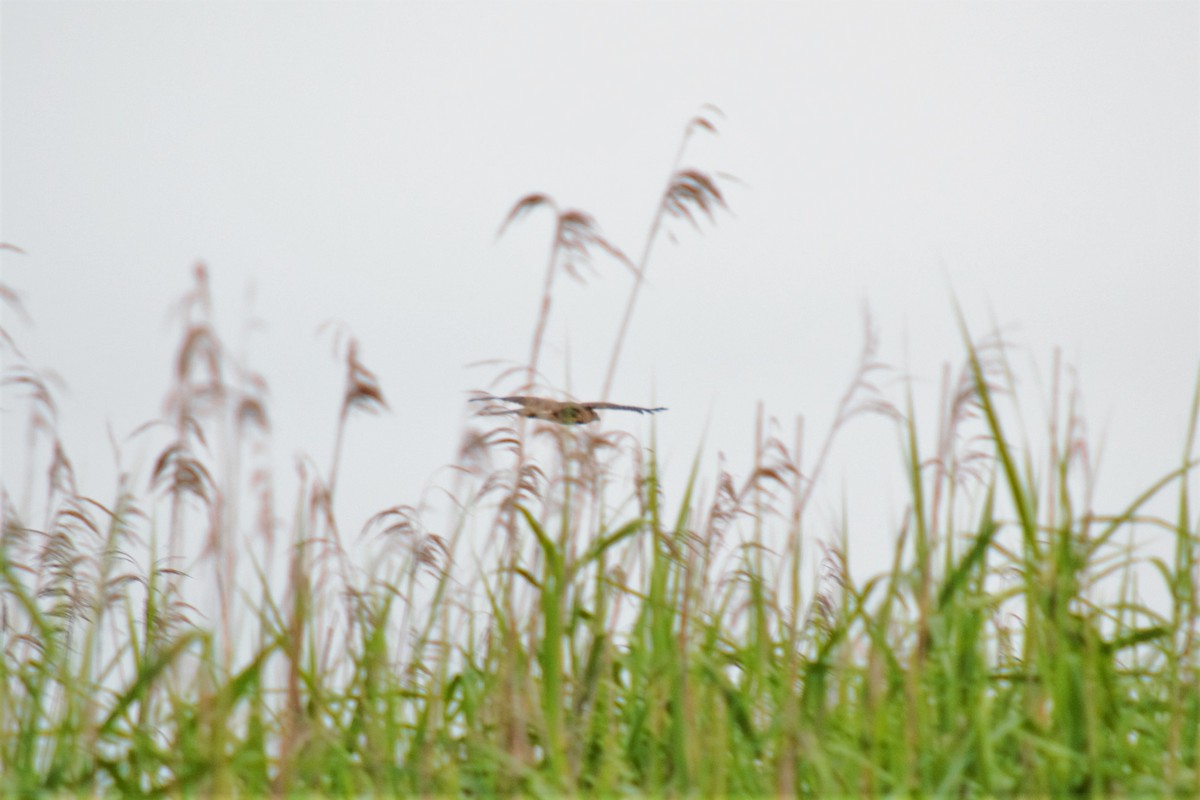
[516,503,567,785]
[601,107,722,400]
[1168,370,1200,792]
[527,218,564,395]
[954,307,1049,786]
[600,134,688,403]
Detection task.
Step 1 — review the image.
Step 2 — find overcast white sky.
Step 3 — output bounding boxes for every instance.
[2,2,1197,582]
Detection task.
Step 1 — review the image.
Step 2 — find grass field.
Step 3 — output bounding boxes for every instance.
[2,115,1198,797]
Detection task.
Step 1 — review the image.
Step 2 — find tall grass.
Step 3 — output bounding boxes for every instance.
[2,115,1198,797]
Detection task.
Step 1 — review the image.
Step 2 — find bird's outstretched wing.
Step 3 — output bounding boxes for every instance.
[581,402,667,414]
[470,396,538,405]
[470,396,666,423]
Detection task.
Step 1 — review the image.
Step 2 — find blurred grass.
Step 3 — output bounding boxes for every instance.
[2,273,1197,797]
[2,110,1198,794]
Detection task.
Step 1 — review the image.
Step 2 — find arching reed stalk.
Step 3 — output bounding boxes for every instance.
[602,104,728,400]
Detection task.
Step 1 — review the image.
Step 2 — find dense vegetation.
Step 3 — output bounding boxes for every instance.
[2,114,1197,797]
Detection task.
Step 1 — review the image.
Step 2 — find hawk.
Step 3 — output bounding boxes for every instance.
[471,395,667,426]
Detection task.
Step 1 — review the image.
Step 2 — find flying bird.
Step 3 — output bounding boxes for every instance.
[471,395,667,426]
